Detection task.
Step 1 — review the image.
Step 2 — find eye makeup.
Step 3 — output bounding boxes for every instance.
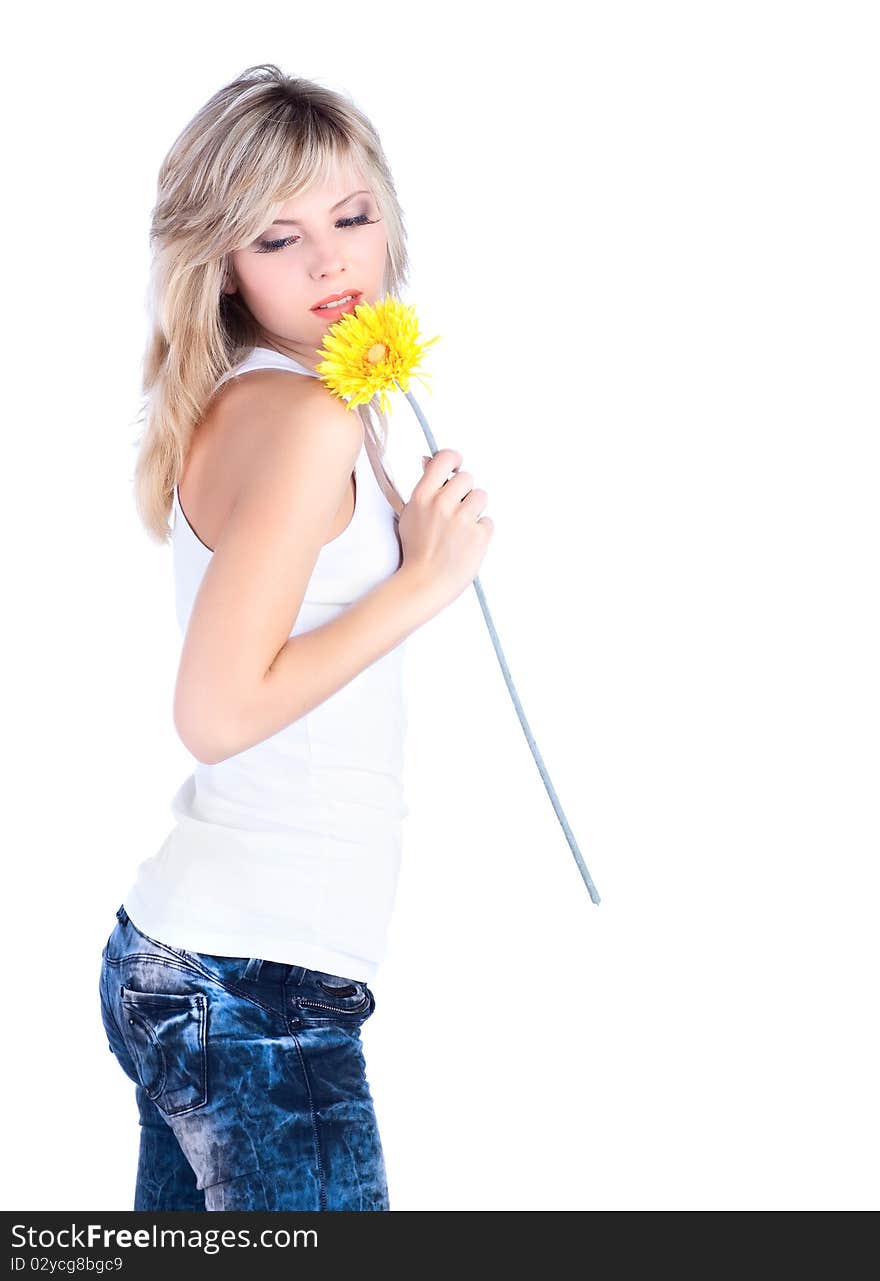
[256,212,379,254]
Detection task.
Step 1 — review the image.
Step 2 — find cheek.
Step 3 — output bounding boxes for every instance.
[238,259,306,303]
[367,226,388,267]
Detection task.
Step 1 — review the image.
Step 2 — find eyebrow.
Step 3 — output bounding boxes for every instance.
[270,190,370,226]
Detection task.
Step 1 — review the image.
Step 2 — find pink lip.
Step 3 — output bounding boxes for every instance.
[311,290,362,314]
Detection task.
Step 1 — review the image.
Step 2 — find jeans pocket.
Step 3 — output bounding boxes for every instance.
[294,971,375,1026]
[119,985,208,1117]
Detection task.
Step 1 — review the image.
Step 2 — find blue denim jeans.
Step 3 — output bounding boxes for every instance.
[99,904,389,1211]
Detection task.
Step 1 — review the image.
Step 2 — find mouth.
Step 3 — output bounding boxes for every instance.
[310,290,363,317]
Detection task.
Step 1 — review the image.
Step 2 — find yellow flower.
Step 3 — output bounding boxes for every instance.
[315,295,441,415]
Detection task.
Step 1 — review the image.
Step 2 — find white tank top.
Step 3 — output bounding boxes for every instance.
[121,346,409,982]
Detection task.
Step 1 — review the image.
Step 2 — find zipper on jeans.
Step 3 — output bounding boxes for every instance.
[296,995,369,1015]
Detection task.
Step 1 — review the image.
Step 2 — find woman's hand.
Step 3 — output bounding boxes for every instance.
[397,448,494,609]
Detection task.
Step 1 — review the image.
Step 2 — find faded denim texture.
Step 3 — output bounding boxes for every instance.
[99,904,389,1211]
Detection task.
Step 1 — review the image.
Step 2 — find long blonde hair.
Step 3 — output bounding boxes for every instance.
[132,64,410,543]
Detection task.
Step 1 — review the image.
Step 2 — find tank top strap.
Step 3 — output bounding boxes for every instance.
[215,345,320,390]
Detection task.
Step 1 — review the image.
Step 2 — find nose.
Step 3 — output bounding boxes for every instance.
[309,244,349,280]
[311,268,348,285]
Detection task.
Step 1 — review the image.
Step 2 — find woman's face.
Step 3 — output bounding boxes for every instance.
[225,156,387,370]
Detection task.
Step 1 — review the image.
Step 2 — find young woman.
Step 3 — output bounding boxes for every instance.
[98,64,493,1212]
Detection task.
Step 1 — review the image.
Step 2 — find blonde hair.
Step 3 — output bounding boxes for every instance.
[132,64,410,543]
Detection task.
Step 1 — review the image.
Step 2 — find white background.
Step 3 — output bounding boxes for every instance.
[2,0,877,1211]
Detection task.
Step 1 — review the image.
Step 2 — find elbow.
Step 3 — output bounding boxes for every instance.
[174,717,226,767]
[173,694,239,767]
[185,739,229,768]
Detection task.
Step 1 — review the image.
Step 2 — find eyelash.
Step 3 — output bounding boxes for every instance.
[256,212,377,253]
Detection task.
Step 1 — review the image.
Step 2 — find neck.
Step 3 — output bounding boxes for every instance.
[256,337,320,372]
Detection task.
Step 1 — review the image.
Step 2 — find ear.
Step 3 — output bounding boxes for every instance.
[221,259,238,296]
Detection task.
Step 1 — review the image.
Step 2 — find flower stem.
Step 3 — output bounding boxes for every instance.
[401,385,601,905]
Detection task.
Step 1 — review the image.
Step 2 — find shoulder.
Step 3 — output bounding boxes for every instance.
[215,372,361,544]
[181,369,361,553]
[212,366,356,433]
[208,369,362,482]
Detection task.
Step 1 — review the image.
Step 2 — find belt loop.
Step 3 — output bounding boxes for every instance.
[243,958,263,981]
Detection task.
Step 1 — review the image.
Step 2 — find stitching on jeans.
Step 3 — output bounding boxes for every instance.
[112,916,294,1021]
[289,1030,328,1212]
[104,951,283,1024]
[191,994,208,1114]
[125,1007,169,1101]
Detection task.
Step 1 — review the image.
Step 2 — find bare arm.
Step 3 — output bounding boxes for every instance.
[213,565,436,762]
[173,377,441,765]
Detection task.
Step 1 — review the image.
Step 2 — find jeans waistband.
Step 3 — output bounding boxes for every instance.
[115,903,302,985]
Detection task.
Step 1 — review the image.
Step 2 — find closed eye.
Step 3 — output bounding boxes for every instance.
[256,212,379,253]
